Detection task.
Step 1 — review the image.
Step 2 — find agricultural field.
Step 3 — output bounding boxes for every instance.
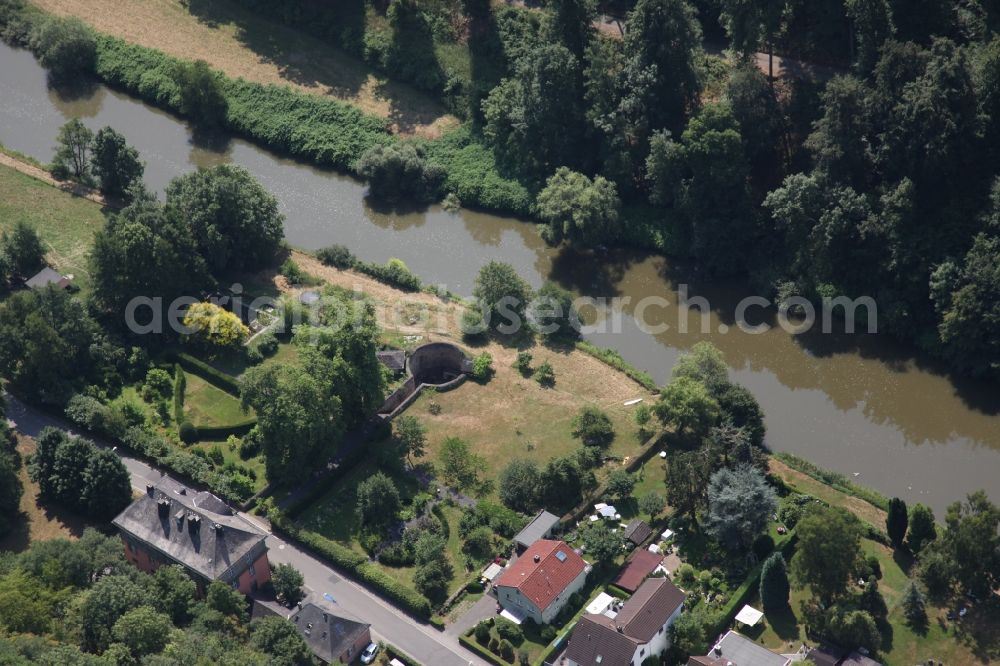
[30,0,456,137]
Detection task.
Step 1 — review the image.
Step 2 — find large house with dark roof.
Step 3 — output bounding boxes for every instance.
[687,630,791,666]
[494,539,589,624]
[564,577,686,666]
[291,598,372,664]
[113,478,271,595]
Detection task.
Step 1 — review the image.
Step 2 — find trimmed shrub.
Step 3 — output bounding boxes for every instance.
[168,351,241,395]
[316,244,356,269]
[178,421,198,444]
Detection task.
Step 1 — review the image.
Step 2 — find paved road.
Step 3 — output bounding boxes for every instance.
[5,394,487,666]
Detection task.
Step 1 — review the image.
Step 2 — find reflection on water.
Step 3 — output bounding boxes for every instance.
[1,41,998,515]
[49,79,105,119]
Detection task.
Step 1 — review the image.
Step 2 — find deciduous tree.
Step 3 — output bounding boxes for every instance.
[536,168,621,246]
[90,127,145,199]
[791,505,862,603]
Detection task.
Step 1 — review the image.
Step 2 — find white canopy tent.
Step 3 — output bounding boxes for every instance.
[734,604,764,627]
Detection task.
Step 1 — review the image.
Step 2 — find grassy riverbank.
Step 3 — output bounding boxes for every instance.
[0,162,107,294]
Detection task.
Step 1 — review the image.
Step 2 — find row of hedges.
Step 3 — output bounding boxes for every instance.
[575,342,659,392]
[268,510,434,619]
[195,420,258,440]
[172,364,185,423]
[458,634,512,666]
[167,351,242,395]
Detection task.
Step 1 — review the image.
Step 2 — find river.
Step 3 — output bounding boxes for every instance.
[1,42,997,516]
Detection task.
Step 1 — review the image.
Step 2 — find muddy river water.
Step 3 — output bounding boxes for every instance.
[2,42,997,516]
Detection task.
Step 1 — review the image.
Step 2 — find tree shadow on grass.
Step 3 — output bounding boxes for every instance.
[765,604,803,641]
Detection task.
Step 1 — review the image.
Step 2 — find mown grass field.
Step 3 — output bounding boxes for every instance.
[30,0,456,137]
[182,372,250,428]
[0,163,107,294]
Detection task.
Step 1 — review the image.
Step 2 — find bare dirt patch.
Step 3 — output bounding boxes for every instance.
[31,0,457,138]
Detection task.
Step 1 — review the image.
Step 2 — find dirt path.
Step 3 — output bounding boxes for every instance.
[0,151,115,208]
[30,0,458,138]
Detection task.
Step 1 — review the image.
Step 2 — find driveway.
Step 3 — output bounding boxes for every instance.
[5,393,489,666]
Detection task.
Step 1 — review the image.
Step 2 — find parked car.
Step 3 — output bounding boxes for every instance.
[361,643,379,664]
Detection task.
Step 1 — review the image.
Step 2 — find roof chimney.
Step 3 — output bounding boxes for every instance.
[179,487,187,495]
[146,483,155,496]
[214,523,223,533]
[713,644,722,655]
[533,554,541,563]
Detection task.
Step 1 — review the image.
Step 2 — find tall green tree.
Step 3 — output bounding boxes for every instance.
[654,376,721,439]
[844,0,894,72]
[165,165,284,274]
[791,505,862,603]
[438,437,483,490]
[52,118,93,182]
[1,221,45,280]
[483,44,587,176]
[571,406,615,447]
[356,471,401,526]
[715,0,786,79]
[547,0,596,58]
[172,59,228,128]
[112,606,173,658]
[473,261,533,335]
[760,552,790,612]
[901,580,927,626]
[499,459,541,513]
[0,398,22,540]
[886,496,908,548]
[646,103,754,274]
[664,449,714,523]
[271,563,305,605]
[393,415,427,464]
[936,490,1000,597]
[29,15,96,82]
[906,503,937,554]
[530,282,581,340]
[621,0,703,135]
[90,184,210,315]
[703,464,777,551]
[240,365,343,486]
[536,167,621,247]
[250,616,315,666]
[90,127,144,199]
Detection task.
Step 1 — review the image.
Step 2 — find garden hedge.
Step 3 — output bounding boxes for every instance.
[167,351,242,395]
[458,634,513,666]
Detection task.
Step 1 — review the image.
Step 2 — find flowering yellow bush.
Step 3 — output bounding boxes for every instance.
[182,302,249,349]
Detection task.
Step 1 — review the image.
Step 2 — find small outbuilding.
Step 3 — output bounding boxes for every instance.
[25,267,70,290]
[622,519,653,546]
[514,510,561,551]
[376,350,407,375]
[613,549,664,593]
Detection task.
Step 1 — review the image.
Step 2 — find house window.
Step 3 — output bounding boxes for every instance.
[640,649,645,657]
[248,562,256,577]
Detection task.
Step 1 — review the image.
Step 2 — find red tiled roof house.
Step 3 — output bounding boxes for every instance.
[494,540,589,624]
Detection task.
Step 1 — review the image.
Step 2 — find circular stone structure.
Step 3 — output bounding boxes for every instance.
[407,342,468,386]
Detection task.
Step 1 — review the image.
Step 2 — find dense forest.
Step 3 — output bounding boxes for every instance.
[229,0,1000,380]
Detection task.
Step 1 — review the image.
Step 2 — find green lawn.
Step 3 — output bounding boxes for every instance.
[0,163,107,294]
[182,372,251,427]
